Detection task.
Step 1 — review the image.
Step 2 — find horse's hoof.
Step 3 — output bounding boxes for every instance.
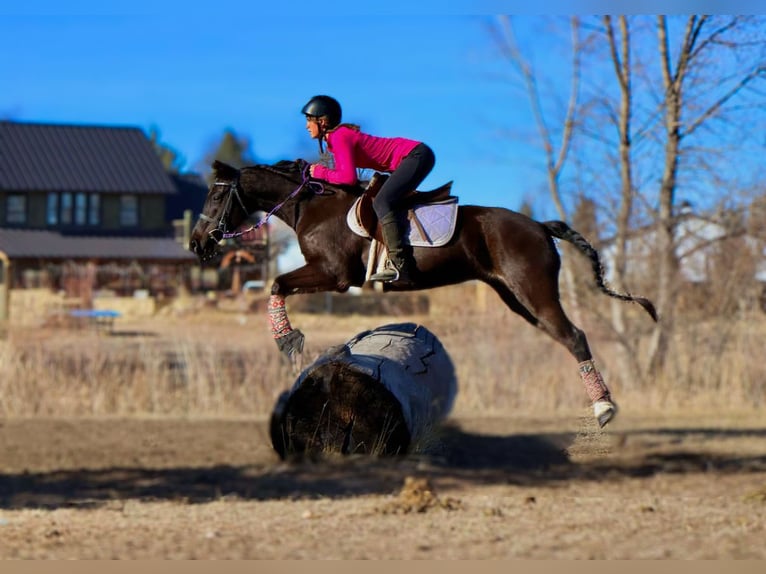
[276,329,305,358]
[594,399,618,428]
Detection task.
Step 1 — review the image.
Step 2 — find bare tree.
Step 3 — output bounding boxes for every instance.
[566,15,766,379]
[492,16,585,323]
[646,15,766,373]
[596,15,650,385]
[491,15,766,386]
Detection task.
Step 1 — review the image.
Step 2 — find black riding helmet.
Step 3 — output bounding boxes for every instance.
[301,95,342,128]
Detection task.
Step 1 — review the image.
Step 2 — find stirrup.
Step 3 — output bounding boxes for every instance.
[370,266,400,282]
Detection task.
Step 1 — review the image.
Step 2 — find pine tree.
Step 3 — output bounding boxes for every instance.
[200,129,257,183]
[148,126,185,173]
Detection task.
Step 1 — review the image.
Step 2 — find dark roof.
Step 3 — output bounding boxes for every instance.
[167,172,209,220]
[0,120,178,194]
[0,228,196,261]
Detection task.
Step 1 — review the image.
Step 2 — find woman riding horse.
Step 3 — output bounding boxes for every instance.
[302,95,435,284]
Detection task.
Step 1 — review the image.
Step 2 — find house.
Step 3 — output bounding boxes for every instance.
[0,119,273,316]
[0,120,201,308]
[600,205,766,311]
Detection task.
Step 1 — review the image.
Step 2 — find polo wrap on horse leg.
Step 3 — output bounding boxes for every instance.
[578,359,611,403]
[269,294,305,364]
[268,295,293,339]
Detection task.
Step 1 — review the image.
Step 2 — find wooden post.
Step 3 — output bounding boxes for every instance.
[0,253,10,329]
[476,280,487,313]
[270,322,457,458]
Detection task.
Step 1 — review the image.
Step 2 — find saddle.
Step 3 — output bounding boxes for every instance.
[347,173,459,247]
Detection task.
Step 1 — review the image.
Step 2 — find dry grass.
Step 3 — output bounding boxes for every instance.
[1,284,765,418]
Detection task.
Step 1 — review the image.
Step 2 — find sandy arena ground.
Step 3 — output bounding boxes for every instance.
[1,411,765,559]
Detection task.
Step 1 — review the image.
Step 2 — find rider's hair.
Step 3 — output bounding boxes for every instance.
[326,122,360,134]
[318,123,360,154]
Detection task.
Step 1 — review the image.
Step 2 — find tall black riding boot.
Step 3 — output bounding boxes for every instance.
[370,212,415,283]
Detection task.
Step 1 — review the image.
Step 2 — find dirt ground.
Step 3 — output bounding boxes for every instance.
[1,411,765,559]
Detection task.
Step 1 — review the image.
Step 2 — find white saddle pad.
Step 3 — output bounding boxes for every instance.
[346,197,459,248]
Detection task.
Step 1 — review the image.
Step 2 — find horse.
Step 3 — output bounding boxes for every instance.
[190,159,658,428]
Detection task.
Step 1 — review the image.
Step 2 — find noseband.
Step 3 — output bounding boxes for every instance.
[198,164,326,244]
[197,179,250,243]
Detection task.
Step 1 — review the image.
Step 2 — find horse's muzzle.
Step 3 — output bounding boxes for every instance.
[189,236,217,261]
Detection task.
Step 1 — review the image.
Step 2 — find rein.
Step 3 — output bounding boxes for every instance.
[203,164,326,242]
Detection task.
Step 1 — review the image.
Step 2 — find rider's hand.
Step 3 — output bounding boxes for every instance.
[309,164,317,177]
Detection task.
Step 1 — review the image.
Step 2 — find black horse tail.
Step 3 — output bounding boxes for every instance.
[543,220,658,322]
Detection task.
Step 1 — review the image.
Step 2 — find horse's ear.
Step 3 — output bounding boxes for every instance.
[212,160,240,181]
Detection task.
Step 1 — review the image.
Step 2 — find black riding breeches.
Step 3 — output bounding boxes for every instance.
[372,143,435,218]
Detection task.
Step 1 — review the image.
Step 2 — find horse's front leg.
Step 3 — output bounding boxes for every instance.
[268,264,343,368]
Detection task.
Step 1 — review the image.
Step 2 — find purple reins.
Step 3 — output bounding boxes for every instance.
[220,164,325,240]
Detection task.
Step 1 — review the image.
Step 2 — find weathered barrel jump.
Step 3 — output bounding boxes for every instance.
[269,322,458,458]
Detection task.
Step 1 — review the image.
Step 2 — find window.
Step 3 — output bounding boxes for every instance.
[120,194,138,226]
[88,193,100,225]
[75,192,87,225]
[45,192,102,227]
[61,192,73,225]
[6,194,26,224]
[47,193,59,225]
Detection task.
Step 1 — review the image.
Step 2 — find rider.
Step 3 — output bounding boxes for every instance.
[301,95,435,284]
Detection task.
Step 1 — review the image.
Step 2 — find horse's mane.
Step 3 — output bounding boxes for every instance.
[236,159,303,183]
[217,158,336,184]
[256,159,365,195]
[270,159,303,175]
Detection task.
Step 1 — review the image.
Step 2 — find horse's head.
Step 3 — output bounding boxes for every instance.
[189,160,248,261]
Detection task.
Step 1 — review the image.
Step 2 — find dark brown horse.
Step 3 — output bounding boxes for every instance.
[190,159,657,427]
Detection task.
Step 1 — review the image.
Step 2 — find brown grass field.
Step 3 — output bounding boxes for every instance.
[1,284,765,559]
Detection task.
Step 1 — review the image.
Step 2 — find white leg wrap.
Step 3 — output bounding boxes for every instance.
[593,399,618,428]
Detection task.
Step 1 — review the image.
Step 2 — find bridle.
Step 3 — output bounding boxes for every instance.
[197,178,247,243]
[198,163,326,244]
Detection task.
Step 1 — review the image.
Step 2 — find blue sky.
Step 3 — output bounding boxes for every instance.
[0,6,591,217]
[5,4,755,272]
[1,3,754,218]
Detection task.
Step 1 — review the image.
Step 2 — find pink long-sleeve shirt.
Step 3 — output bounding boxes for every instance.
[311,125,420,186]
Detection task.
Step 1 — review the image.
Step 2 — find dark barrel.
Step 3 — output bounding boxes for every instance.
[270,322,458,458]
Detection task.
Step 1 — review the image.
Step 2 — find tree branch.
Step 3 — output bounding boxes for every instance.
[683,65,766,138]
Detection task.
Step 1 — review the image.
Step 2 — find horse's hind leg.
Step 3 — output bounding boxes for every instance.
[491,281,617,428]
